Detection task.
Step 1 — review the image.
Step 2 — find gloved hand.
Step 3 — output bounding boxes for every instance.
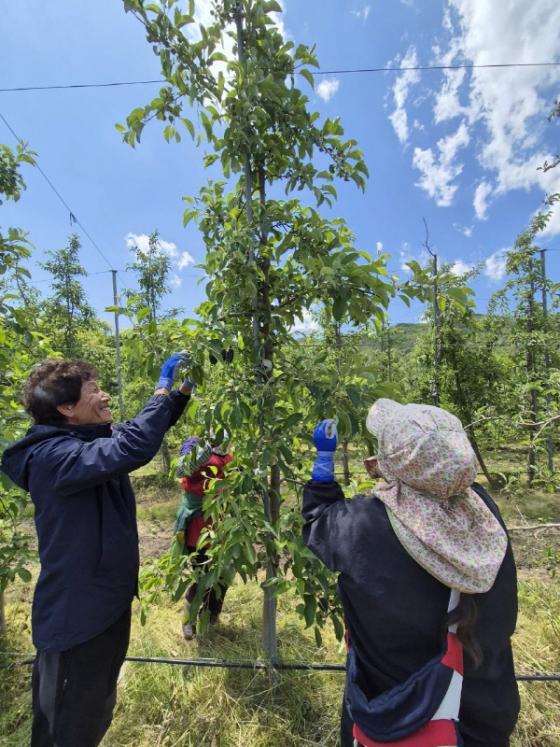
[311,419,338,482]
[155,351,193,391]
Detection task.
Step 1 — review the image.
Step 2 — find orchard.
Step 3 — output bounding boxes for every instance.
[1,2,560,745]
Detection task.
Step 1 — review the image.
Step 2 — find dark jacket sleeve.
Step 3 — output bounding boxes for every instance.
[302,480,356,574]
[167,389,190,428]
[38,395,184,496]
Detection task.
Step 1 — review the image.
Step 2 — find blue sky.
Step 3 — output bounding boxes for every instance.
[1,0,559,330]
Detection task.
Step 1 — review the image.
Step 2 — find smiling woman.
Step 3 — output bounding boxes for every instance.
[1,351,193,747]
[59,379,113,426]
[23,359,101,425]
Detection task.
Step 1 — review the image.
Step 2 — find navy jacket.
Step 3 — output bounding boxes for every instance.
[1,391,189,651]
[302,481,520,746]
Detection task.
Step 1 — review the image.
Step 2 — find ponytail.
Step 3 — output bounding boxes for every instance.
[446,595,482,669]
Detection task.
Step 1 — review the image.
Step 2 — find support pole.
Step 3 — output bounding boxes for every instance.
[111,270,125,422]
[423,219,440,407]
[527,257,538,485]
[540,248,554,473]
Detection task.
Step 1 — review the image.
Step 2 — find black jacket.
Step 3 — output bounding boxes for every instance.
[1,391,188,651]
[302,480,520,745]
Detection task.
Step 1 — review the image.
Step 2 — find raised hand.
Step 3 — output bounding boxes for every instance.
[155,351,193,392]
[311,419,338,482]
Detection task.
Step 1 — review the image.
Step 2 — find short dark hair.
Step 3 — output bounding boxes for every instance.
[24,359,98,425]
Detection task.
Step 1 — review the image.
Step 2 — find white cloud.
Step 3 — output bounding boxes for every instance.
[177,250,195,270]
[450,258,474,275]
[125,233,194,276]
[389,47,421,144]
[291,308,320,335]
[350,5,371,22]
[169,273,182,289]
[473,180,493,220]
[126,232,178,258]
[453,223,473,237]
[399,243,430,273]
[401,0,414,6]
[317,78,340,102]
[541,202,560,238]
[434,67,468,124]
[432,1,560,224]
[412,121,470,206]
[126,232,150,254]
[484,250,508,281]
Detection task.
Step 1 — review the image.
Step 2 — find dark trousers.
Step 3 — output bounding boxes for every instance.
[185,547,228,617]
[31,607,131,747]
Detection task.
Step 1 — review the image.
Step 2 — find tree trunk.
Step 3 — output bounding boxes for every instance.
[262,464,281,664]
[0,590,5,638]
[342,439,351,485]
[236,3,279,666]
[449,348,496,489]
[259,165,279,665]
[527,389,538,486]
[160,436,171,477]
[468,427,497,489]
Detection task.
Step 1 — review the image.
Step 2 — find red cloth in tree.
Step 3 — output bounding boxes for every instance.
[181,452,232,548]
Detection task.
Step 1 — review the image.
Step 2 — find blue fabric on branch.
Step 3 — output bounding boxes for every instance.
[1,391,189,651]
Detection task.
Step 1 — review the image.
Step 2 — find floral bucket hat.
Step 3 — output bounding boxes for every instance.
[366,399,508,593]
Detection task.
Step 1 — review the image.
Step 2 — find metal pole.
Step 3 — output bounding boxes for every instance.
[423,219,440,407]
[540,249,554,473]
[111,270,125,422]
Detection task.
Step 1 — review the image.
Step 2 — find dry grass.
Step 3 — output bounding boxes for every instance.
[1,450,559,746]
[1,574,559,747]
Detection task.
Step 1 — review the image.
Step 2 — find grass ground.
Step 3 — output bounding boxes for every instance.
[1,445,559,746]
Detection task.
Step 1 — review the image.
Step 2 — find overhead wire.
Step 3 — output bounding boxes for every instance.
[0,112,115,271]
[1,62,559,93]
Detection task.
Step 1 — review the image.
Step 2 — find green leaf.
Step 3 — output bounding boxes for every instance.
[314,625,323,647]
[332,297,345,322]
[17,567,32,582]
[300,68,315,89]
[181,118,195,139]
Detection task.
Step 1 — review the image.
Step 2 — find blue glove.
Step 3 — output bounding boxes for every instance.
[156,351,193,391]
[311,419,338,482]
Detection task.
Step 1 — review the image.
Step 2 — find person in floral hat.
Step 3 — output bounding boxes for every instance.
[303,399,519,747]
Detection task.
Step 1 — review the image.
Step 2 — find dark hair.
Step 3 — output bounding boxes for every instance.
[24,359,98,425]
[446,595,482,668]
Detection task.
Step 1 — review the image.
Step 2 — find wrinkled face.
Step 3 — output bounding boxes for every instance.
[57,379,112,425]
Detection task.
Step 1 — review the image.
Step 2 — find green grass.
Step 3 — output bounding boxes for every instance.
[1,575,559,747]
[2,446,559,747]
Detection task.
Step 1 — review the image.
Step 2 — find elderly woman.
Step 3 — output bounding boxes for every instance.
[303,400,519,747]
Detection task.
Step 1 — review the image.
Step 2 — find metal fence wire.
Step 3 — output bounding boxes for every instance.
[1,652,559,681]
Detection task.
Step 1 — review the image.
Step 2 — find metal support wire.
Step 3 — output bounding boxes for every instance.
[1,651,559,680]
